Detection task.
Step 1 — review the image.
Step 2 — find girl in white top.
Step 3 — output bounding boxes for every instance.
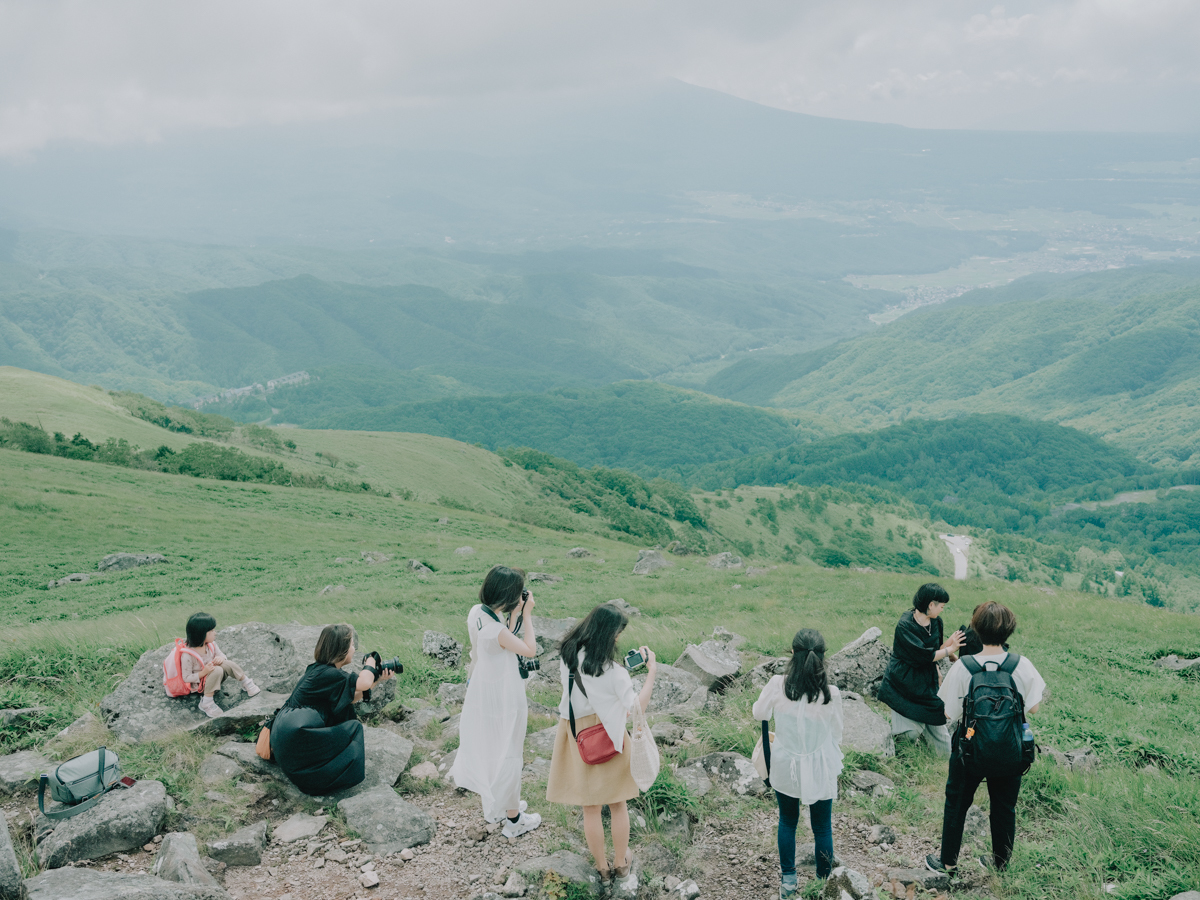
[448,566,543,839]
[752,628,843,898]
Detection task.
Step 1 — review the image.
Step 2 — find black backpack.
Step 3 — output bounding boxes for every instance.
[954,655,1036,778]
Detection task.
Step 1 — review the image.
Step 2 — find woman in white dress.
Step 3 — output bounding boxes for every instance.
[752,628,843,899]
[449,566,542,838]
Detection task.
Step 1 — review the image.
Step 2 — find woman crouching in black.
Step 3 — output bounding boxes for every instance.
[272,624,394,795]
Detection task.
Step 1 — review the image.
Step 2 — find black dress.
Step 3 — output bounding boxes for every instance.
[271,663,365,795]
[877,610,946,726]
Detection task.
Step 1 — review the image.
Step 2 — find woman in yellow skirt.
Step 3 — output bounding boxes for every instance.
[547,603,657,884]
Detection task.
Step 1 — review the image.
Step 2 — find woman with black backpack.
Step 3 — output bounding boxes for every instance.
[926,601,1045,875]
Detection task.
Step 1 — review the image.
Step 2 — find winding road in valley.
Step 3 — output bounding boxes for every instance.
[939,534,972,580]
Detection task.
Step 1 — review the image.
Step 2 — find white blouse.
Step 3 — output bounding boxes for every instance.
[557,649,639,754]
[752,675,844,806]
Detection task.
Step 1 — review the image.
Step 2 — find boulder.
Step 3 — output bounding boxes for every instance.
[0,709,49,730]
[748,657,788,689]
[198,753,243,785]
[500,871,528,898]
[608,598,640,617]
[56,712,99,740]
[0,751,52,795]
[408,762,439,780]
[25,869,229,900]
[98,553,167,572]
[673,764,712,799]
[708,552,742,569]
[528,572,563,584]
[526,727,559,757]
[673,641,741,691]
[886,868,949,891]
[516,851,602,897]
[670,879,700,900]
[100,622,394,742]
[337,788,436,854]
[37,779,169,868]
[272,814,327,844]
[631,664,702,713]
[48,573,90,588]
[207,821,268,866]
[407,559,434,575]
[847,770,894,797]
[454,546,475,556]
[822,867,871,900]
[840,697,894,757]
[609,853,642,900]
[632,550,671,576]
[1168,894,1200,900]
[651,722,683,745]
[437,517,450,525]
[190,691,290,738]
[360,551,390,564]
[0,810,25,900]
[436,749,457,781]
[867,824,895,845]
[531,616,577,659]
[826,628,890,698]
[1155,655,1200,671]
[709,626,747,649]
[317,584,345,596]
[566,548,591,558]
[963,804,989,842]
[436,682,467,706]
[152,833,221,888]
[422,631,462,668]
[692,752,768,797]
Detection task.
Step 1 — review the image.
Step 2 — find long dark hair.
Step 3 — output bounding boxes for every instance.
[186,612,216,648]
[479,565,526,615]
[784,628,831,704]
[559,603,628,678]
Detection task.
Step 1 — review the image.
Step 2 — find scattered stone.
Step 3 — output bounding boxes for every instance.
[56,712,99,740]
[236,782,265,802]
[849,770,895,797]
[323,847,348,863]
[437,682,468,705]
[454,546,476,556]
[674,764,712,798]
[566,548,590,558]
[670,879,700,900]
[25,869,229,900]
[409,761,440,780]
[840,696,894,757]
[631,663,702,713]
[198,753,243,785]
[963,805,989,842]
[665,541,692,556]
[633,549,671,575]
[610,852,642,900]
[526,726,559,757]
[37,779,169,868]
[318,584,345,596]
[272,814,327,844]
[201,858,226,886]
[408,559,434,575]
[359,871,380,888]
[827,628,890,698]
[499,871,528,897]
[208,821,268,866]
[0,708,49,730]
[652,722,684,745]
[664,875,682,892]
[1043,746,1101,772]
[0,810,25,900]
[404,707,450,732]
[708,552,742,569]
[98,553,167,572]
[334,557,352,563]
[0,750,52,795]
[400,848,415,862]
[437,749,457,781]
[438,517,450,525]
[361,551,390,564]
[822,866,871,899]
[527,572,563,584]
[516,851,601,896]
[1155,655,1200,671]
[422,631,462,668]
[522,758,550,781]
[673,641,741,691]
[608,598,640,617]
[694,752,768,796]
[152,833,221,888]
[868,824,896,845]
[48,573,90,588]
[887,868,949,891]
[337,788,436,854]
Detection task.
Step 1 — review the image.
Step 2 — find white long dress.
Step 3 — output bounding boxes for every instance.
[448,604,527,821]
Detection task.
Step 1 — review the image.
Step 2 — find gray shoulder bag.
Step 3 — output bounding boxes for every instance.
[38,747,124,820]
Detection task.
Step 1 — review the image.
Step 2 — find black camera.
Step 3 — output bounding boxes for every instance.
[518,657,540,680]
[380,657,403,674]
[624,649,646,671]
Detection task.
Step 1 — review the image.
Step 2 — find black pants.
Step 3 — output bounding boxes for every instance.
[939,739,1022,870]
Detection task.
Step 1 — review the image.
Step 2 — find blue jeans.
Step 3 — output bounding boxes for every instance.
[776,792,834,879]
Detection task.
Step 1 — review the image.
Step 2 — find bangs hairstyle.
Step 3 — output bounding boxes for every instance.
[970,601,1017,646]
[314,623,356,666]
[913,582,949,614]
[559,603,629,678]
[784,628,831,704]
[185,612,216,648]
[479,565,527,614]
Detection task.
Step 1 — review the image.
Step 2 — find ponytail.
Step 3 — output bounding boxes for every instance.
[783,628,831,705]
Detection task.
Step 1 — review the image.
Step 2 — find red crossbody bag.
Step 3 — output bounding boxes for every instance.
[568,670,620,765]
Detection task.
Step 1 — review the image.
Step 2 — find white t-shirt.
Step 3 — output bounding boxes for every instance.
[938,652,1046,726]
[557,649,639,754]
[752,675,843,805]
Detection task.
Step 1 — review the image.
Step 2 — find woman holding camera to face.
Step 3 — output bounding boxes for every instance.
[546,603,657,886]
[449,566,543,838]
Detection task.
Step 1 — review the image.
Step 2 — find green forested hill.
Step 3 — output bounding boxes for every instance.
[704,264,1200,465]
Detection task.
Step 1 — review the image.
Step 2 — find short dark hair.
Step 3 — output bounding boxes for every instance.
[784,628,831,705]
[315,623,356,666]
[186,612,216,648]
[559,603,629,678]
[479,565,526,614]
[970,602,1017,646]
[913,583,949,614]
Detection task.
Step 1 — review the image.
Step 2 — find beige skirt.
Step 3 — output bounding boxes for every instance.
[545,714,639,807]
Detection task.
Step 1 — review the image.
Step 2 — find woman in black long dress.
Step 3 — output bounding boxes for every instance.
[272,624,393,795]
[877,583,963,758]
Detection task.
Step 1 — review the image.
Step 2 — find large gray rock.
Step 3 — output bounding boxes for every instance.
[1154,655,1200,672]
[632,549,671,576]
[707,552,742,569]
[206,821,267,866]
[191,692,289,738]
[826,628,890,698]
[673,764,712,799]
[436,682,467,706]
[26,869,229,900]
[98,553,167,572]
[271,814,326,844]
[0,709,49,730]
[516,851,602,897]
[531,616,577,661]
[526,727,558,757]
[692,752,768,797]
[748,657,788,689]
[822,867,871,900]
[152,833,220,888]
[0,751,51,795]
[673,642,741,691]
[631,664,703,713]
[37,780,169,868]
[100,622,394,742]
[886,868,949,891]
[1168,893,1200,900]
[566,548,591,558]
[421,631,462,668]
[840,697,894,757]
[48,573,90,588]
[337,788,436,854]
[0,810,26,900]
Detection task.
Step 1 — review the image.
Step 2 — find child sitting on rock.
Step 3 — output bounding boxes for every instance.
[182,612,260,717]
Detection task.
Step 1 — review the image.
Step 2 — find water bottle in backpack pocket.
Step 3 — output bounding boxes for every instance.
[954,655,1036,778]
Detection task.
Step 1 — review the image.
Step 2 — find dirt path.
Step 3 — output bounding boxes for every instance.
[938,535,972,581]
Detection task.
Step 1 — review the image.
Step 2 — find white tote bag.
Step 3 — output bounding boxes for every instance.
[628,701,660,791]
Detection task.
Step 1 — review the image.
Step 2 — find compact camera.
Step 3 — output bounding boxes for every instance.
[518,657,541,680]
[623,649,646,671]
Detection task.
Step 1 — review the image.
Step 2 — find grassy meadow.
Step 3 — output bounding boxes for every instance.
[2,383,1200,899]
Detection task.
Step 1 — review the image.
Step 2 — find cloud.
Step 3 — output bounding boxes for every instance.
[1,0,1197,156]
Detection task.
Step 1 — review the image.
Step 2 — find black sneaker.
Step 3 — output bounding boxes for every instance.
[926,854,956,875]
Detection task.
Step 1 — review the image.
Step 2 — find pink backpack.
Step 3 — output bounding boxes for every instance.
[163,639,210,697]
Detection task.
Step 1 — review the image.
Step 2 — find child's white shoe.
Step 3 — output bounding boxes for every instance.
[198,696,222,718]
[241,678,261,697]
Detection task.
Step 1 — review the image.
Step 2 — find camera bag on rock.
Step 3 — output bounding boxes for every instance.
[38,747,123,820]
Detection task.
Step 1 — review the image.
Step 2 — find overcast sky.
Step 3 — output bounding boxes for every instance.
[2,0,1198,157]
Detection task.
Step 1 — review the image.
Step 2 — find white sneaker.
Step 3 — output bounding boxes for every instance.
[502,810,542,839]
[198,697,222,719]
[486,800,526,824]
[241,678,261,697]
